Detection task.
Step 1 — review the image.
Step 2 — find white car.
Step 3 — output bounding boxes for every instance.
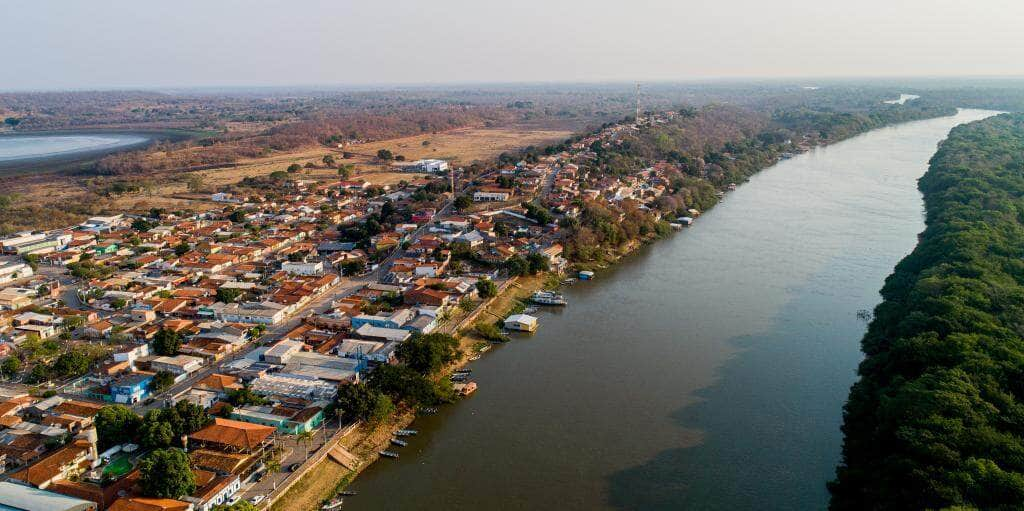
[250,495,266,505]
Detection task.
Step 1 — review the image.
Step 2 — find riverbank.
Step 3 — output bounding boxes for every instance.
[270,273,551,511]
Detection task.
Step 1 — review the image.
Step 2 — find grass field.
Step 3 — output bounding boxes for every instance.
[102,455,134,477]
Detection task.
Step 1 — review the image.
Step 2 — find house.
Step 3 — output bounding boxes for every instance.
[473,187,513,202]
[0,287,36,310]
[110,372,154,404]
[150,355,203,377]
[504,314,539,332]
[403,286,451,307]
[353,324,411,343]
[188,418,275,454]
[281,260,324,276]
[0,260,33,284]
[0,481,97,511]
[107,497,193,511]
[350,309,414,330]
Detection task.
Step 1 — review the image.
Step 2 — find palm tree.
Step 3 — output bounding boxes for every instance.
[296,431,313,459]
[265,459,282,491]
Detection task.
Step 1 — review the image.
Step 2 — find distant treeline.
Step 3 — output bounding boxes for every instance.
[830,113,1024,509]
[561,101,954,265]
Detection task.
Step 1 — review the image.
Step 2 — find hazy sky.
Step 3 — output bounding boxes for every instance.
[5,0,1024,90]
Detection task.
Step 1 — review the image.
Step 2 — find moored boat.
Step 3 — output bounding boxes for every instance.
[391,438,408,447]
[395,429,418,436]
[531,290,567,306]
[379,450,399,459]
[322,498,344,510]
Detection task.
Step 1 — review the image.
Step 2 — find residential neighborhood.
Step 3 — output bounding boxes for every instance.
[0,110,716,510]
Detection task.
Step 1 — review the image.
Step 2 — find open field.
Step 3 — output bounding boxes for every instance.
[0,124,575,233]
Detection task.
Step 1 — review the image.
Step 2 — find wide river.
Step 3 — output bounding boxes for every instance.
[346,108,999,510]
[0,133,149,162]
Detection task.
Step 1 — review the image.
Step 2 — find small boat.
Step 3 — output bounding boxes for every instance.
[452,369,472,374]
[523,306,540,314]
[531,291,567,306]
[338,491,358,497]
[578,270,595,281]
[562,277,577,285]
[478,345,491,353]
[379,451,399,459]
[322,498,344,510]
[469,355,482,361]
[453,381,478,396]
[450,374,468,382]
[395,429,418,436]
[420,407,439,414]
[391,438,408,447]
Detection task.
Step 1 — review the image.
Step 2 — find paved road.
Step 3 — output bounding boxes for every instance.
[134,274,369,413]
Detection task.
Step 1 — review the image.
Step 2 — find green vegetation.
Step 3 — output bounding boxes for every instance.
[139,448,195,499]
[830,113,1024,509]
[95,405,143,449]
[227,385,268,407]
[368,364,453,407]
[475,279,498,298]
[216,287,243,303]
[335,383,395,424]
[152,328,183,356]
[396,333,461,375]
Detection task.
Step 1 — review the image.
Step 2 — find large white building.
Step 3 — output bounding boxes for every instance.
[410,159,449,173]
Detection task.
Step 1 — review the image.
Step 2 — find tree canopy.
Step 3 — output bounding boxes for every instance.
[830,113,1024,510]
[139,448,195,499]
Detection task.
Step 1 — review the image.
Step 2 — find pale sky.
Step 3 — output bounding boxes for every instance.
[4,0,1024,90]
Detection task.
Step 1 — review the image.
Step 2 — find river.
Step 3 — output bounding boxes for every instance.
[344,109,999,510]
[0,133,149,163]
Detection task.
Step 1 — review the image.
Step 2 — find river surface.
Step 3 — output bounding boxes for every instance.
[0,133,149,162]
[345,109,999,510]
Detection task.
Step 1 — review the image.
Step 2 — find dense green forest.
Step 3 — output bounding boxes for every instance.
[830,113,1024,510]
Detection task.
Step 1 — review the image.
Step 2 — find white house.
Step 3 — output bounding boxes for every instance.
[473,188,513,202]
[281,260,325,276]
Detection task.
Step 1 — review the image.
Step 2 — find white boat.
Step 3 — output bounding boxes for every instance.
[531,291,567,306]
[322,498,344,510]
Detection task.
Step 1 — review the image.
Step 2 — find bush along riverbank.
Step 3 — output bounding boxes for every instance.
[830,113,1024,509]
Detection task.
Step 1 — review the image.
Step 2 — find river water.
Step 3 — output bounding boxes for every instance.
[0,133,149,162]
[346,109,999,511]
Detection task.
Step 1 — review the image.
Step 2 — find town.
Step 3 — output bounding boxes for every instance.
[0,112,707,511]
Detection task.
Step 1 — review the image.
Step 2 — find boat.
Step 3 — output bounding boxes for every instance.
[379,450,399,459]
[391,438,408,447]
[531,291,567,306]
[578,270,595,280]
[453,381,478,396]
[420,406,439,414]
[338,491,358,497]
[395,429,418,436]
[562,277,577,285]
[469,355,482,361]
[478,345,491,353]
[322,498,344,510]
[450,374,468,382]
[453,369,472,374]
